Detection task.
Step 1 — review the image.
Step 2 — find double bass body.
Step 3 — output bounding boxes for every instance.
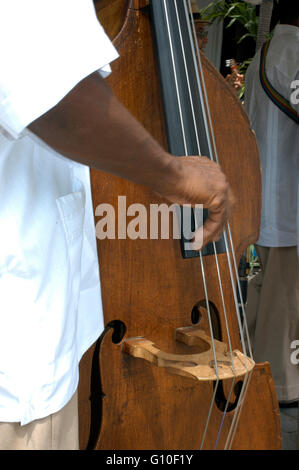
[78,0,281,450]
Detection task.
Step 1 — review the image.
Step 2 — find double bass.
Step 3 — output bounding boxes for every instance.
[78,0,281,450]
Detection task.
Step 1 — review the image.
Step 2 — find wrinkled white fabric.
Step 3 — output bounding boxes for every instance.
[0,1,118,425]
[245,24,299,247]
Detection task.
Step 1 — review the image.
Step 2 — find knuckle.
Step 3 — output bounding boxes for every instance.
[213,194,226,209]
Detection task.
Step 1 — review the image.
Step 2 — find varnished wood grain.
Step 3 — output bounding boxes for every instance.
[78,1,281,450]
[94,0,130,40]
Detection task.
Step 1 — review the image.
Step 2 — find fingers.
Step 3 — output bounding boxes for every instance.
[199,185,235,249]
[184,158,235,248]
[205,188,235,245]
[202,206,228,247]
[156,154,235,250]
[190,208,230,252]
[190,188,235,252]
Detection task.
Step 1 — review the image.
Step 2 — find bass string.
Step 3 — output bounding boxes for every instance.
[174,0,237,368]
[223,228,254,449]
[162,0,222,447]
[186,7,256,447]
[225,369,254,449]
[175,0,240,449]
[162,0,253,449]
[188,6,255,451]
[180,0,240,366]
[177,0,244,449]
[185,0,249,360]
[227,225,253,359]
[185,0,253,448]
[171,0,227,374]
[183,0,242,445]
[186,3,253,361]
[162,0,219,357]
[216,231,254,449]
[186,16,251,454]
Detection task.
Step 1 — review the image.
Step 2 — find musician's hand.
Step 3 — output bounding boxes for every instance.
[154,155,235,248]
[29,73,234,250]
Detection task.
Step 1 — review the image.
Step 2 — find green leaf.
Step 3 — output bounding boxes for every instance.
[237,32,253,44]
[224,5,237,18]
[226,17,238,29]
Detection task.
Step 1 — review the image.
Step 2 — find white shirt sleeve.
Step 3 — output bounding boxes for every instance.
[0,0,119,139]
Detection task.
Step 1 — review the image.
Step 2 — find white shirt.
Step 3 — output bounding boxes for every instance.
[0,1,118,425]
[245,24,299,247]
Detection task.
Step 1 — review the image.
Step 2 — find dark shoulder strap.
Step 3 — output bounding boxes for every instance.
[259,40,299,125]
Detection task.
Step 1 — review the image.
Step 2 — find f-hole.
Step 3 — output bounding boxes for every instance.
[214,380,243,412]
[86,320,126,449]
[191,299,221,341]
[190,300,243,412]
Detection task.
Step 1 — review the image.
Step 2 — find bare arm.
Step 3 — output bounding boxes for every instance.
[29,72,234,246]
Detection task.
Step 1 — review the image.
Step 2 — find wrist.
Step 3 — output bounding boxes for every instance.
[149,153,183,199]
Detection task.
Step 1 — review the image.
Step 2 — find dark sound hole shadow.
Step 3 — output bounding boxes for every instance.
[86,320,126,450]
[214,380,243,412]
[191,300,244,413]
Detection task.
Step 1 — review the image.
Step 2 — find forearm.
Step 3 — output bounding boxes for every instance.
[29,71,234,246]
[29,72,177,192]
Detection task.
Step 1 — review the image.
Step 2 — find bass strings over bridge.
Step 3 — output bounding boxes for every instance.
[122,325,255,382]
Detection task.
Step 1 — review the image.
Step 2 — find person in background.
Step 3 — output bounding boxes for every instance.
[245,0,299,409]
[191,0,210,52]
[194,17,210,51]
[225,67,244,94]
